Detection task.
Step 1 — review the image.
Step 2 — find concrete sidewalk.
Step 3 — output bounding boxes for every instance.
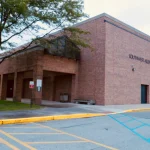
[80,103,150,113]
[1,100,150,119]
[0,100,108,119]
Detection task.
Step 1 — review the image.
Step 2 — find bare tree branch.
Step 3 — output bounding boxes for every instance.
[1,19,39,44]
[0,21,64,64]
[4,14,21,29]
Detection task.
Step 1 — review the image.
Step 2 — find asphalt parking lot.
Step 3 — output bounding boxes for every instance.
[1,111,150,150]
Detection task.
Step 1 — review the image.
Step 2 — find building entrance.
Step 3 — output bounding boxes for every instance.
[141,85,148,104]
[6,80,14,98]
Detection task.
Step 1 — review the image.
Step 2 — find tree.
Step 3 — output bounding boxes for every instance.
[0,0,92,62]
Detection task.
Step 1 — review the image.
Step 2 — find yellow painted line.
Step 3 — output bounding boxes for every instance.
[53,113,105,120]
[0,113,105,125]
[0,130,36,150]
[124,108,150,113]
[36,123,118,150]
[26,141,87,144]
[10,133,63,135]
[0,138,19,150]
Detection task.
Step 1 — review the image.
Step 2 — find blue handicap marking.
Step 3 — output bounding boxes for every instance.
[147,138,150,143]
[121,119,134,124]
[110,114,126,119]
[109,113,150,143]
[131,124,145,131]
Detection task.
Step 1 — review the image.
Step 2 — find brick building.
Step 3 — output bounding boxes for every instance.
[0,13,150,105]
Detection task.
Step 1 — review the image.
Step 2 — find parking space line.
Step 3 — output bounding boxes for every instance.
[0,138,19,150]
[122,114,150,126]
[109,114,149,143]
[122,119,134,123]
[132,124,145,130]
[0,130,37,150]
[112,115,126,119]
[36,123,118,150]
[9,133,63,135]
[26,141,87,144]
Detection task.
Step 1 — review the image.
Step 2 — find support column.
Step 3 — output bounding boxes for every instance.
[33,66,43,105]
[51,76,55,101]
[13,72,23,102]
[13,72,17,101]
[0,75,2,100]
[1,74,8,100]
[71,73,78,102]
[71,61,79,102]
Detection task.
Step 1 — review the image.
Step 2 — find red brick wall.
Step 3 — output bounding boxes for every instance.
[75,17,106,105]
[54,75,72,101]
[1,14,150,105]
[0,49,78,102]
[105,17,150,104]
[22,71,33,99]
[1,74,8,100]
[42,55,78,74]
[0,50,40,74]
[42,77,52,100]
[0,50,78,75]
[22,78,32,99]
[0,75,1,99]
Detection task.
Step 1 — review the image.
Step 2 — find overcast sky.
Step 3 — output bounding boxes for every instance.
[84,0,150,35]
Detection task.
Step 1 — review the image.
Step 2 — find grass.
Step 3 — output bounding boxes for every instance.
[0,100,41,111]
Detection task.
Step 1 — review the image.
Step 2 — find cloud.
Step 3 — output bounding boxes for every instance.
[84,0,150,35]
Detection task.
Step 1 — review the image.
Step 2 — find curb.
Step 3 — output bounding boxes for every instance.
[0,113,105,125]
[124,108,150,113]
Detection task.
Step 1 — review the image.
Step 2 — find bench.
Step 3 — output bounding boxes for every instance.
[73,99,96,105]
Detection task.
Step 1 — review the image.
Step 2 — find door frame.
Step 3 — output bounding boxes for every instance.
[141,84,148,104]
[6,80,14,98]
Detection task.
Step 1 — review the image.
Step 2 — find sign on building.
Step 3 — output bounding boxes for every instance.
[36,79,42,87]
[36,79,42,92]
[29,81,34,89]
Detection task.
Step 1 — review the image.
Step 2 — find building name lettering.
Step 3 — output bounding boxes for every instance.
[129,54,150,64]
